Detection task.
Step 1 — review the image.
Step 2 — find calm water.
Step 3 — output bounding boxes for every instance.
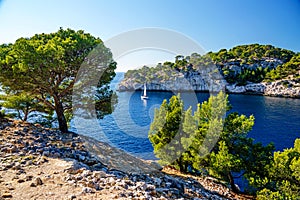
[72,73,300,161]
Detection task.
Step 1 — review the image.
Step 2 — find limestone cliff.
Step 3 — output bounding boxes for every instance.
[117,58,300,98]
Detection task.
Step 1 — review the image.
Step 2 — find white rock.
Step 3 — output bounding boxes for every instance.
[226,84,246,93]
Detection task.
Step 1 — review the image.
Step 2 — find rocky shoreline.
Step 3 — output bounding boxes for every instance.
[0,118,252,199]
[225,80,300,98]
[118,75,300,98]
[117,56,300,98]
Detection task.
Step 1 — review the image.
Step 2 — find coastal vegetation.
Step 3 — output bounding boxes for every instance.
[122,44,299,87]
[149,92,299,198]
[0,29,299,198]
[0,28,117,132]
[264,53,300,82]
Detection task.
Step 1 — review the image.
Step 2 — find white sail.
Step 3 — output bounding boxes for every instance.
[141,83,148,99]
[143,83,147,96]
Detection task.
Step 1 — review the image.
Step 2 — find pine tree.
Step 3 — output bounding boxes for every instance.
[148,94,187,170]
[149,91,275,193]
[257,139,300,199]
[0,92,48,121]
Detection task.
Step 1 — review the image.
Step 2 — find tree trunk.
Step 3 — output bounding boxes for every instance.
[54,96,68,133]
[23,105,29,122]
[228,172,240,193]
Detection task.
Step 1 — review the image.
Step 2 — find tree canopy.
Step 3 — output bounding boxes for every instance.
[123,44,298,86]
[208,44,295,64]
[0,28,116,132]
[149,92,275,193]
[264,53,300,81]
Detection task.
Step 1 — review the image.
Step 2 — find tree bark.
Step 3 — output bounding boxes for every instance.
[23,105,29,122]
[228,172,240,193]
[54,95,68,133]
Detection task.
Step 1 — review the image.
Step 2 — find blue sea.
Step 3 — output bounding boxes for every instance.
[72,72,300,160]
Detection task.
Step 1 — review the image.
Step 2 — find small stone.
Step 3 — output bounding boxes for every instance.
[81,170,91,177]
[166,182,172,188]
[2,192,13,198]
[30,182,36,187]
[137,182,147,191]
[25,175,33,181]
[154,177,162,186]
[35,177,43,185]
[93,171,105,180]
[17,179,25,183]
[82,187,94,193]
[23,127,29,133]
[53,152,60,158]
[118,192,127,198]
[78,155,85,161]
[42,151,50,157]
[146,184,155,191]
[108,177,116,186]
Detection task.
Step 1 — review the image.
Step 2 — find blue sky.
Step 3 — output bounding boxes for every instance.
[0,0,299,71]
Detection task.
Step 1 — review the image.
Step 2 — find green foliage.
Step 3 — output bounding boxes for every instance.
[123,44,297,87]
[148,94,187,170]
[181,92,228,172]
[265,53,300,82]
[205,44,295,84]
[149,92,275,192]
[123,62,180,84]
[256,139,300,199]
[210,44,295,64]
[0,91,48,121]
[0,28,116,132]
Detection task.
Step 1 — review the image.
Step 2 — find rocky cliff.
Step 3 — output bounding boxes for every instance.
[226,80,300,97]
[118,68,227,92]
[118,59,300,98]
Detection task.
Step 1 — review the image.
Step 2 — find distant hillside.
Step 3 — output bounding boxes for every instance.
[118,44,300,98]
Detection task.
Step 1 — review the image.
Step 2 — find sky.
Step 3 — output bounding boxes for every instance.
[0,0,299,71]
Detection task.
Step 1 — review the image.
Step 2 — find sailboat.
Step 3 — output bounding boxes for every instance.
[141,83,149,100]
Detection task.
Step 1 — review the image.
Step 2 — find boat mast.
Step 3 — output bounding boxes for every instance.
[143,83,147,97]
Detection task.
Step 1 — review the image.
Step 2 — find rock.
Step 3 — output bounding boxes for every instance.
[245,83,265,93]
[108,177,116,186]
[30,182,36,187]
[264,80,300,98]
[25,175,33,181]
[93,171,107,180]
[146,184,156,191]
[78,155,85,161]
[154,178,162,186]
[35,177,43,185]
[2,192,13,198]
[117,69,223,92]
[136,182,147,191]
[81,187,94,193]
[68,194,76,200]
[42,151,50,157]
[226,84,246,93]
[17,179,25,183]
[117,58,300,98]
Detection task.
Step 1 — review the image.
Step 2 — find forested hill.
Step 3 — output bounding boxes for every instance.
[118,44,300,98]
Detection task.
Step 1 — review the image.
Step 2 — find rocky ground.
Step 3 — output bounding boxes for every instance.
[0,118,254,199]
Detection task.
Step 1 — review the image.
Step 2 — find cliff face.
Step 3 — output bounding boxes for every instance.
[226,81,300,98]
[117,59,300,98]
[118,64,228,93]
